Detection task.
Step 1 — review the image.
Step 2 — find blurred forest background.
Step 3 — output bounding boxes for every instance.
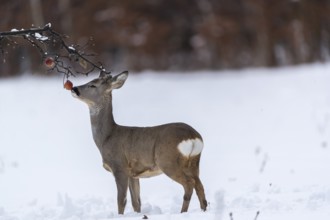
[1,0,330,76]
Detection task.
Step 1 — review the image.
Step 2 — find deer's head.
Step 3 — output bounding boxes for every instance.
[71,71,128,108]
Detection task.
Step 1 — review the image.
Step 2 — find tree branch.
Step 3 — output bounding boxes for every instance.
[0,23,111,78]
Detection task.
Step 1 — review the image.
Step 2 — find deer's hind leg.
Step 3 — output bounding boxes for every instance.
[180,175,195,212]
[164,172,206,212]
[188,156,207,211]
[156,138,207,212]
[194,176,207,211]
[158,161,196,212]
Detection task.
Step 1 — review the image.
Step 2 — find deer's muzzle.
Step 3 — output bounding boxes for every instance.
[71,87,80,97]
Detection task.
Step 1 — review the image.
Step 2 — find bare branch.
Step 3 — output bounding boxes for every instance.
[0,24,51,37]
[0,23,111,78]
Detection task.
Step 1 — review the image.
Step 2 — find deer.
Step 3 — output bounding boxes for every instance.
[71,71,207,214]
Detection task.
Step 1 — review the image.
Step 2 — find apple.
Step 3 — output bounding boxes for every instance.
[44,57,55,68]
[64,80,73,90]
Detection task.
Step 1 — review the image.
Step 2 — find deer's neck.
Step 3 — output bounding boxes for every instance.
[89,95,116,148]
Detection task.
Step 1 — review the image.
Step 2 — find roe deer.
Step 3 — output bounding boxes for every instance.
[71,71,207,214]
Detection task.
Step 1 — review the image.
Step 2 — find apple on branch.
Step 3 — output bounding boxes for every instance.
[44,57,55,68]
[64,80,73,90]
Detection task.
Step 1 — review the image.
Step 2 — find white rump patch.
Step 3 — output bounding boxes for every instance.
[177,138,204,157]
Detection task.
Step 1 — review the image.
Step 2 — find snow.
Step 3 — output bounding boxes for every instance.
[68,46,76,51]
[34,33,48,41]
[1,64,330,219]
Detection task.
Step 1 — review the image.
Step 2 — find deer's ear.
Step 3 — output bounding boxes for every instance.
[110,71,129,89]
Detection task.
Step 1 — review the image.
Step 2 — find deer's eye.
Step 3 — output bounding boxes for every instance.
[88,85,96,88]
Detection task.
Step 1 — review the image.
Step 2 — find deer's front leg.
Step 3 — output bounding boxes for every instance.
[114,172,129,214]
[129,177,141,212]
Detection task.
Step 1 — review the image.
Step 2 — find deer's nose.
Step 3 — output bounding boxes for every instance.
[72,87,80,96]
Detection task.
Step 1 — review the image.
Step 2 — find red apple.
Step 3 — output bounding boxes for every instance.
[44,57,55,68]
[64,80,73,90]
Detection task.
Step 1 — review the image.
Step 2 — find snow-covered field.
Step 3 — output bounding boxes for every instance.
[1,64,330,220]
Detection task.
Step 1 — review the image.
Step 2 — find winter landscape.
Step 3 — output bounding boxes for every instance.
[1,64,330,220]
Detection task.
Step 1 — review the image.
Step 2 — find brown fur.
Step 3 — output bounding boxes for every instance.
[72,71,207,214]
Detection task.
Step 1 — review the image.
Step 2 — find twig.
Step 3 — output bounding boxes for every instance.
[0,23,111,78]
[229,212,234,220]
[0,24,51,37]
[254,211,260,220]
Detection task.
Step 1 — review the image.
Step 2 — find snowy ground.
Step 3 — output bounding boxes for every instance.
[0,64,330,220]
